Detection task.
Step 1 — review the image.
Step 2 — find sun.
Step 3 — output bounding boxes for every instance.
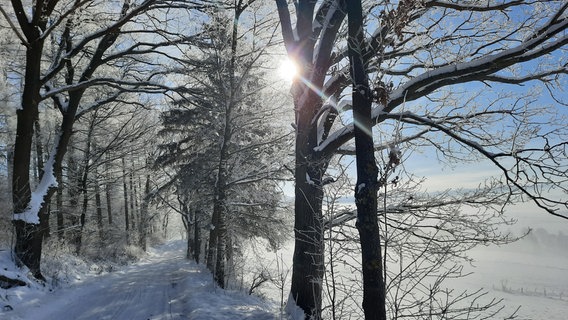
[278,58,299,81]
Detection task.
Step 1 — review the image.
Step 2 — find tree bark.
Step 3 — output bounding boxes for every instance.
[76,118,94,255]
[56,163,64,240]
[129,169,136,230]
[12,33,46,279]
[94,167,104,242]
[105,153,113,225]
[122,157,129,234]
[289,114,327,319]
[138,174,150,251]
[193,213,201,263]
[346,1,386,319]
[208,176,227,288]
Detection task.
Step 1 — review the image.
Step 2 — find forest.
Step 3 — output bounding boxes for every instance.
[0,1,567,319]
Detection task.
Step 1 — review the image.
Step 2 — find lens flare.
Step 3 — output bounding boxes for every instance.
[278,58,299,81]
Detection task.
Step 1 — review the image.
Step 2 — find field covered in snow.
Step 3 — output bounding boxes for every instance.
[455,228,568,320]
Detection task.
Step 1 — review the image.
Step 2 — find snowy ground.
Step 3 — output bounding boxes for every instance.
[455,229,568,320]
[1,226,567,320]
[1,241,280,320]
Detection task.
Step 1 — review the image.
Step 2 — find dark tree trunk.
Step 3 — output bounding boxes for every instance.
[76,119,94,255]
[213,197,227,289]
[208,180,227,288]
[95,168,104,242]
[188,219,194,259]
[346,1,386,319]
[34,115,44,178]
[290,115,328,319]
[180,200,191,259]
[129,170,136,230]
[12,221,45,280]
[68,148,81,249]
[12,37,45,280]
[56,164,64,240]
[122,157,129,234]
[77,177,88,255]
[105,153,113,225]
[206,204,219,272]
[40,203,51,240]
[34,116,50,239]
[193,214,201,264]
[138,174,150,251]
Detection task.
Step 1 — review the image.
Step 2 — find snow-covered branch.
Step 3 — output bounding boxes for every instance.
[41,77,177,100]
[424,0,526,12]
[12,134,60,224]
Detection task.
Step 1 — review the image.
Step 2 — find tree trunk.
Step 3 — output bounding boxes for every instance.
[76,119,94,255]
[162,211,169,239]
[188,216,194,259]
[12,39,43,280]
[12,220,45,280]
[185,207,195,260]
[77,174,88,255]
[193,214,201,263]
[94,167,104,242]
[33,117,52,240]
[129,170,136,231]
[67,147,81,250]
[180,199,191,258]
[289,119,327,319]
[208,182,227,288]
[206,211,217,271]
[138,174,150,251]
[346,1,386,319]
[105,153,113,225]
[34,115,44,179]
[56,164,65,240]
[122,157,129,236]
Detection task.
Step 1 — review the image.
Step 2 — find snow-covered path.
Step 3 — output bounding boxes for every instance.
[4,241,279,320]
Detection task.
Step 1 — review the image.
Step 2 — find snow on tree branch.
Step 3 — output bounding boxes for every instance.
[12,135,60,224]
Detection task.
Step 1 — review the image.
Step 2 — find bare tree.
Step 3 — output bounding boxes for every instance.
[275,0,568,318]
[322,168,523,319]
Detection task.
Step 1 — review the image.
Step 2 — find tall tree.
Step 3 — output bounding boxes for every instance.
[156,0,291,288]
[275,1,568,318]
[346,1,386,319]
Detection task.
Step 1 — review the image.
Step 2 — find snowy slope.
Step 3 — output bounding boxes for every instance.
[456,230,568,320]
[1,241,280,320]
